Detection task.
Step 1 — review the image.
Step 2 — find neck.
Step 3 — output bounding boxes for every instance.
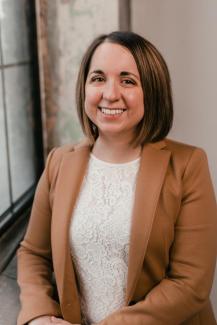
[91,135,141,163]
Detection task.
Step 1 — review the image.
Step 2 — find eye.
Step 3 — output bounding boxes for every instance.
[122,79,136,86]
[90,76,105,83]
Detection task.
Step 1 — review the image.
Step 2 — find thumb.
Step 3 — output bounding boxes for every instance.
[51,317,60,322]
[51,316,78,324]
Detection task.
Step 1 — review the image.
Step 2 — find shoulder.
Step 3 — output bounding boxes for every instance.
[163,138,209,176]
[165,138,207,160]
[45,138,92,181]
[48,138,91,161]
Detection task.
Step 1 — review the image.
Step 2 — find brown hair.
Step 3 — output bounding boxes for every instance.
[76,31,173,146]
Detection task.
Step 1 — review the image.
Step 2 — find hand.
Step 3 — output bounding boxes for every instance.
[29,316,52,324]
[29,315,80,324]
[51,316,80,324]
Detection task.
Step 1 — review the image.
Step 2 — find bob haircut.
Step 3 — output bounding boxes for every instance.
[76,31,173,146]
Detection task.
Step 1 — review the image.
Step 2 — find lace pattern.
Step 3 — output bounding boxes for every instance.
[69,154,140,324]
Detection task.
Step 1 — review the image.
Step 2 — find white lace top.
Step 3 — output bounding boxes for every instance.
[69,153,140,325]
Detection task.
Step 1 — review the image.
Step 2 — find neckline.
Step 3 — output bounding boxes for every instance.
[90,153,141,167]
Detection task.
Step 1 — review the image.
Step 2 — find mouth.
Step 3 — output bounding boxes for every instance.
[98,106,127,116]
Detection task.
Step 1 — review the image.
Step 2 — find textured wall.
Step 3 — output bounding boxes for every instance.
[36,0,119,152]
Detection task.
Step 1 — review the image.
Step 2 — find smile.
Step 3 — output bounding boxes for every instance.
[98,107,126,116]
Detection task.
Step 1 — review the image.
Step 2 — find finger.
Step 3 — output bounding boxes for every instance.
[50,316,64,323]
[51,316,77,324]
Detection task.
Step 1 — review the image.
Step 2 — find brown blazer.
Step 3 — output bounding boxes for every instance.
[17,139,217,325]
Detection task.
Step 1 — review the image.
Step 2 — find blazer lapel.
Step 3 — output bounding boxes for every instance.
[125,141,171,305]
[51,145,90,323]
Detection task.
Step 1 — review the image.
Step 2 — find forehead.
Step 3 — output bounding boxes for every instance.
[89,42,139,73]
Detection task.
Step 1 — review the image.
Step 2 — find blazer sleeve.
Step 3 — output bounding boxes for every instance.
[98,148,217,325]
[17,148,62,325]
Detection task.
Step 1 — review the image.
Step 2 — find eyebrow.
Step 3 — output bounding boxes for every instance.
[89,69,140,80]
[120,71,140,80]
[89,70,104,75]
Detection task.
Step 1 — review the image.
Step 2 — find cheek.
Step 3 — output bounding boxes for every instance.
[127,92,144,116]
[85,87,102,109]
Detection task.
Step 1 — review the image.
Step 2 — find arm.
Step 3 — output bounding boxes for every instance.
[17,149,62,325]
[98,148,217,325]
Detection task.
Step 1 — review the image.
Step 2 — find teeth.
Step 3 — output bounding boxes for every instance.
[101,107,125,115]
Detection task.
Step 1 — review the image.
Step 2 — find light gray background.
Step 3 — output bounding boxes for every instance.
[132,0,217,317]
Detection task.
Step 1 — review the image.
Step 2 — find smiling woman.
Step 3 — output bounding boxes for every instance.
[76,32,173,153]
[84,42,144,149]
[17,31,217,325]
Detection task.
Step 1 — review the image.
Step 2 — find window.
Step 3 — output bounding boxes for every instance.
[0,0,43,232]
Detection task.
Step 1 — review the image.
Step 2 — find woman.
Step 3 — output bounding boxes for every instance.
[17,31,217,325]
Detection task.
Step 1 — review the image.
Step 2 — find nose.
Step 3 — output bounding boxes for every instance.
[102,80,120,102]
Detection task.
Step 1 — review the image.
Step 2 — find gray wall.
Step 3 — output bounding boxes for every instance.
[132,0,217,317]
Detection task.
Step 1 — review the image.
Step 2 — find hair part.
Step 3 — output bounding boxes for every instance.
[76,31,173,146]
